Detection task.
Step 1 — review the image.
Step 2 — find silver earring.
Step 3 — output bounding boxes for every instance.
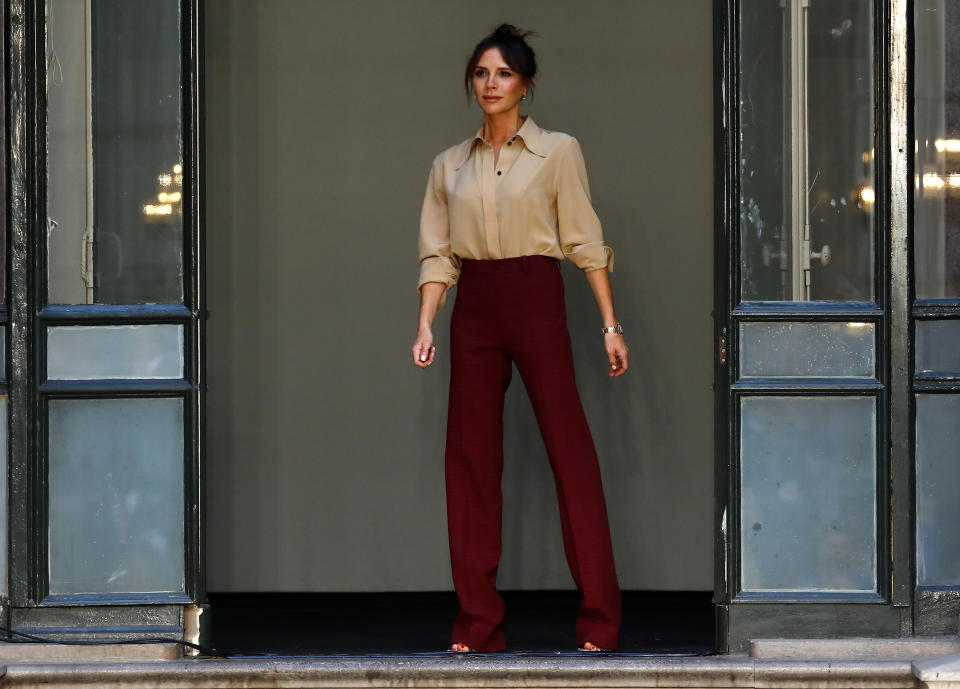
[521,93,527,101]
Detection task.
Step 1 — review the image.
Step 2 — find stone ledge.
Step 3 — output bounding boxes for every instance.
[913,652,960,689]
[751,638,960,660]
[0,654,923,689]
[0,641,182,663]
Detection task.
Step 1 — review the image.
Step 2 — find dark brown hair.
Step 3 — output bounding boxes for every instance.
[464,23,538,104]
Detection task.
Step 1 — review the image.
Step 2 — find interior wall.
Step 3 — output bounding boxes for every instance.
[204,0,714,592]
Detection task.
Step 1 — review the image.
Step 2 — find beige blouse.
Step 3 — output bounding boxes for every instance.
[417,114,615,311]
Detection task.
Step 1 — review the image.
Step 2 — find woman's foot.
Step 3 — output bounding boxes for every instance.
[450,642,474,652]
[578,641,611,651]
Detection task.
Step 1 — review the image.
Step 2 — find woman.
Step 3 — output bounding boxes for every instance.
[411,23,628,653]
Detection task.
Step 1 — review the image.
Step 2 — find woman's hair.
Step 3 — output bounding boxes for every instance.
[464,23,538,104]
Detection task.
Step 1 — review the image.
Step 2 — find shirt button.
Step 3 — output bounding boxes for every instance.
[497,170,502,175]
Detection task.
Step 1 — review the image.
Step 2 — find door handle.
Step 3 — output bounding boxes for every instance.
[810,244,831,266]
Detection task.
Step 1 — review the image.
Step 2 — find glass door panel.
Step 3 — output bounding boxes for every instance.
[914,1,960,622]
[915,0,960,299]
[916,394,960,587]
[47,0,183,305]
[724,0,890,649]
[47,324,184,380]
[739,321,875,378]
[740,396,877,593]
[48,398,185,595]
[739,0,874,302]
[38,0,199,606]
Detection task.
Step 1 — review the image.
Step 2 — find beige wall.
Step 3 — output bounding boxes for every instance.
[204,0,714,592]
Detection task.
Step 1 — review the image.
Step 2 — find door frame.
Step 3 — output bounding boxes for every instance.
[712,0,914,653]
[4,0,205,634]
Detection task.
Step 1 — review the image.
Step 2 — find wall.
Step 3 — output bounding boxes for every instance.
[204,0,715,591]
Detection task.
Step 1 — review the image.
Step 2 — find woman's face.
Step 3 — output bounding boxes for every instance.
[472,47,526,117]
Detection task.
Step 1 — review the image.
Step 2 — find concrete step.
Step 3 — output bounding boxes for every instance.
[751,637,960,660]
[0,640,181,663]
[0,654,925,689]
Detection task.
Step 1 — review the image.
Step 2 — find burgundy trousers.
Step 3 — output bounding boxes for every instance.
[444,254,622,652]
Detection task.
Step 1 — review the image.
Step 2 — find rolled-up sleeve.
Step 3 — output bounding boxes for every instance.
[417,153,461,311]
[555,137,615,273]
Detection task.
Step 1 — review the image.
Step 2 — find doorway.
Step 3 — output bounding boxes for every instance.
[202,0,715,652]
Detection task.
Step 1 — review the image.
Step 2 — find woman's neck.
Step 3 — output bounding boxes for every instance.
[483,110,525,145]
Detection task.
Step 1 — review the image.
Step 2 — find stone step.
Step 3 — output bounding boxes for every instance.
[0,640,181,663]
[0,654,925,689]
[751,637,960,660]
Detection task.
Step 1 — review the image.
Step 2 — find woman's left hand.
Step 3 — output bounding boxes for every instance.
[605,333,628,377]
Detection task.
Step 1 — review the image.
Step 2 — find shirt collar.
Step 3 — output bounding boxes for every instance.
[453,114,547,170]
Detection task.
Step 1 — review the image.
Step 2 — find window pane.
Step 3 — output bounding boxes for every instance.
[915,1,960,299]
[46,0,183,305]
[916,320,960,374]
[48,398,184,594]
[917,395,960,586]
[739,321,874,378]
[740,396,876,592]
[739,0,874,301]
[48,324,184,380]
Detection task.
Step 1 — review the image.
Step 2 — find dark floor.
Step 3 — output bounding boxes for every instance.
[206,591,715,657]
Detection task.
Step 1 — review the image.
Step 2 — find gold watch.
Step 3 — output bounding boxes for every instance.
[601,322,623,336]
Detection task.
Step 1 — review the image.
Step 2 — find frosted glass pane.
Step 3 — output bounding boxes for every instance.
[917,395,960,586]
[49,398,184,594]
[741,396,876,592]
[916,321,960,374]
[740,322,875,378]
[47,325,183,380]
[0,397,7,594]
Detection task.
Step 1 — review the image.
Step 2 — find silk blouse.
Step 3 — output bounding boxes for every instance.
[417,114,615,311]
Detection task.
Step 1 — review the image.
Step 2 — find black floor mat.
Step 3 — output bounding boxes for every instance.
[206,591,715,656]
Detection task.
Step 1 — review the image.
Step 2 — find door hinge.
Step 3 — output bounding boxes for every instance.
[718,327,727,366]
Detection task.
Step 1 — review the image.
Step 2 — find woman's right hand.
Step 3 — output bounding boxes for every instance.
[412,327,436,368]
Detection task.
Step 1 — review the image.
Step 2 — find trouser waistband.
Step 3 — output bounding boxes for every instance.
[459,255,560,275]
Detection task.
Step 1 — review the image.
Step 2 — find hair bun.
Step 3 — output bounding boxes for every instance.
[493,23,536,41]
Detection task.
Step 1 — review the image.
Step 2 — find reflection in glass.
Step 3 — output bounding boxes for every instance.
[48,325,184,380]
[916,320,960,374]
[915,1,960,298]
[46,0,183,305]
[48,398,184,594]
[740,396,876,592]
[739,0,874,301]
[917,395,960,586]
[740,321,874,378]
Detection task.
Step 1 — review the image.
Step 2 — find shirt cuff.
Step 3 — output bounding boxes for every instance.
[418,256,460,311]
[565,242,614,273]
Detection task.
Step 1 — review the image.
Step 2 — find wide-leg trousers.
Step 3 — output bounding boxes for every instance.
[445,254,622,652]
